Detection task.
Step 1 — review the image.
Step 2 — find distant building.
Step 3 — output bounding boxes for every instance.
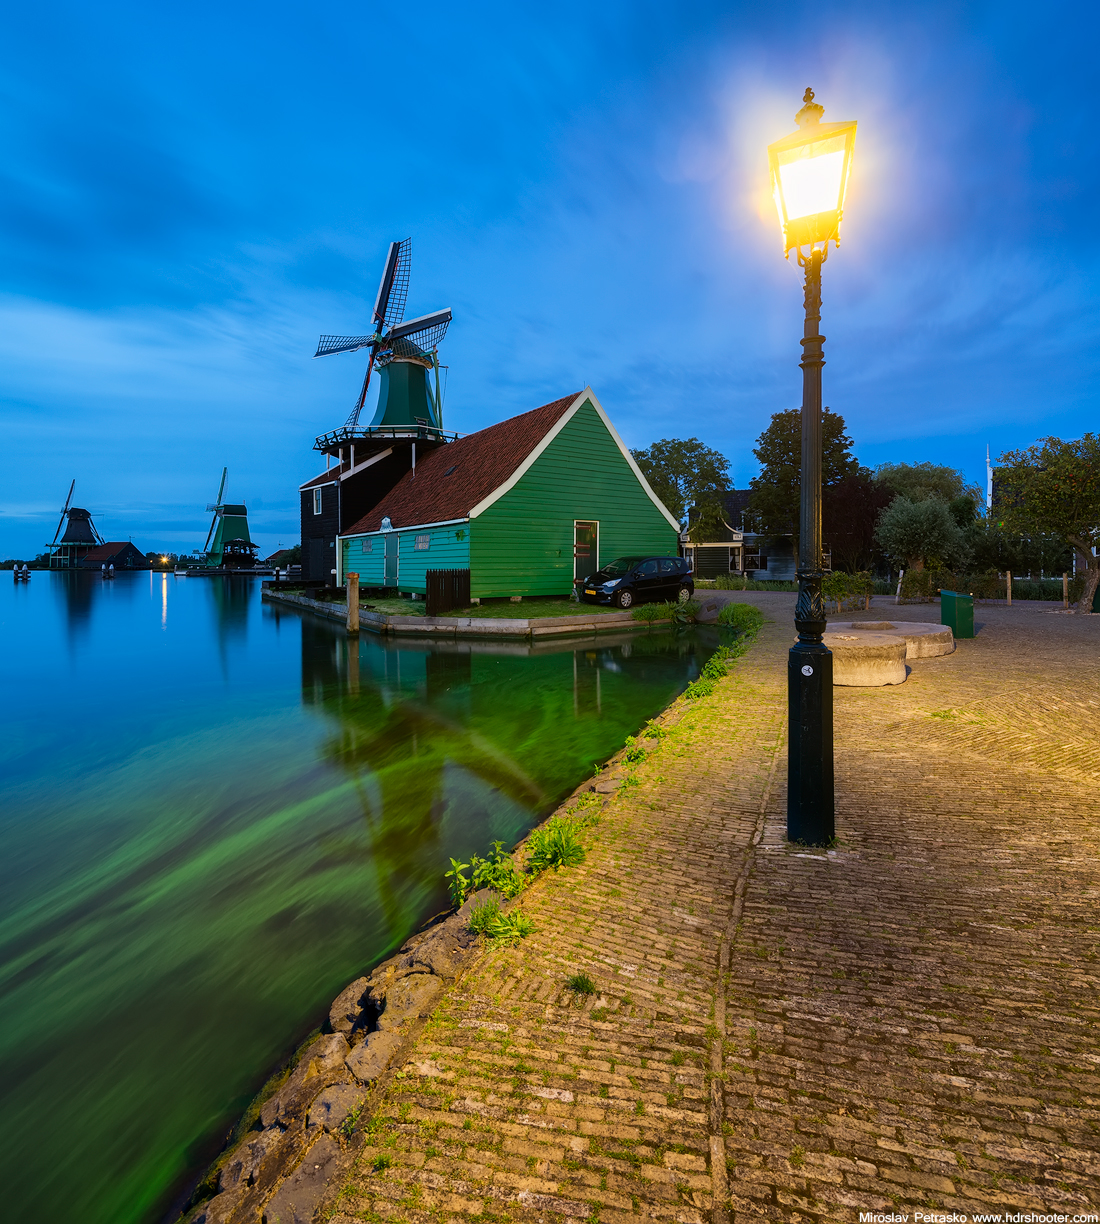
[683,490,798,581]
[78,542,150,571]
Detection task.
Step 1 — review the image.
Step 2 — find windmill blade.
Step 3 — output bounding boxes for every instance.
[204,509,219,552]
[52,479,76,545]
[216,467,228,506]
[376,238,411,330]
[314,334,377,358]
[344,349,378,429]
[388,308,451,351]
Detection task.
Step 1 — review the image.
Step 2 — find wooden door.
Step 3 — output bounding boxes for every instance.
[574,520,598,582]
[384,534,399,587]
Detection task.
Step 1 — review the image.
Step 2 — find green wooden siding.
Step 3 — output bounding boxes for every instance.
[469,400,677,598]
[342,526,470,592]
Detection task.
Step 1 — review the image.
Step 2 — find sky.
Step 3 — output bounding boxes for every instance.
[1,0,1097,559]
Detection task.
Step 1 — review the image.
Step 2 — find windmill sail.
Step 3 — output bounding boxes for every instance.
[52,480,76,545]
[375,238,411,329]
[387,309,451,350]
[314,335,376,358]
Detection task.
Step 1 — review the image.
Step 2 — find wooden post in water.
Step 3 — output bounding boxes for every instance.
[1063,571,1069,609]
[346,572,360,634]
[1006,570,1012,606]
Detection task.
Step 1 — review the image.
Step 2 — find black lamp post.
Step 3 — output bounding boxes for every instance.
[767,88,857,845]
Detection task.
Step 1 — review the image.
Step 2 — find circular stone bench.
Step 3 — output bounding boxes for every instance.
[821,631,908,686]
[829,620,955,659]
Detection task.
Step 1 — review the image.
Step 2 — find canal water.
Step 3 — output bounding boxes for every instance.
[0,572,719,1223]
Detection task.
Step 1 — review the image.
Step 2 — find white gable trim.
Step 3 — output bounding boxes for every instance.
[466,387,681,531]
[297,447,395,493]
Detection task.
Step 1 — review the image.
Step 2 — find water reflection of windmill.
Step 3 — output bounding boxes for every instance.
[203,468,260,570]
[300,240,456,581]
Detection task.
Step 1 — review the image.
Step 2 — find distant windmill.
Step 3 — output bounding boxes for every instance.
[313,239,452,431]
[204,468,258,569]
[48,480,104,567]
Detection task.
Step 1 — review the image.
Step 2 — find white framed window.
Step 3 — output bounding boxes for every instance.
[414,534,431,551]
[362,540,373,553]
[312,488,322,515]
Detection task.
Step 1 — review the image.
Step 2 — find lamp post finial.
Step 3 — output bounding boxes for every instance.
[796,87,824,128]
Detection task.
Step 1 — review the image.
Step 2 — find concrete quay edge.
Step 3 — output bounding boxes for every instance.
[261,588,673,638]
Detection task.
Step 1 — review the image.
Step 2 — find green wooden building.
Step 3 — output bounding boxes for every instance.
[337,389,680,598]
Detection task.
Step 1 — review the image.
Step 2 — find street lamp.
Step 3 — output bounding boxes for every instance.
[767,87,857,846]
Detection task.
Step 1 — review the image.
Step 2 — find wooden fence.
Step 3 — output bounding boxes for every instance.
[425,568,471,617]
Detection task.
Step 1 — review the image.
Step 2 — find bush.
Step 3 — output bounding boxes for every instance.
[631,599,700,624]
[821,571,874,612]
[526,817,586,872]
[895,569,1085,603]
[716,603,765,634]
[711,575,797,592]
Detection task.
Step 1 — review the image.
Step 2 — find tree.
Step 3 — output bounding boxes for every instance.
[822,468,894,573]
[995,434,1100,613]
[748,408,858,561]
[874,461,980,506]
[875,495,971,571]
[631,438,730,531]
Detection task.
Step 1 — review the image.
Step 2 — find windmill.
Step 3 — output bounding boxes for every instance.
[313,239,452,443]
[48,480,104,568]
[204,468,258,569]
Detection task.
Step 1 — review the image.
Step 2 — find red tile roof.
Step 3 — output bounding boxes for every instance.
[342,393,581,535]
[79,543,146,563]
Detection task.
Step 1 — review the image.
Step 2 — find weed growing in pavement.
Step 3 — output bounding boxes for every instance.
[470,842,525,898]
[526,817,586,871]
[622,735,647,764]
[566,972,597,995]
[445,857,470,907]
[565,792,602,827]
[339,1104,364,1139]
[468,899,534,943]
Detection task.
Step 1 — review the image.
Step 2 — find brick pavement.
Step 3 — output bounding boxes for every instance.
[322,597,1100,1224]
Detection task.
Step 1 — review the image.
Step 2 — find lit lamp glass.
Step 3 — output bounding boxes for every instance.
[768,89,856,255]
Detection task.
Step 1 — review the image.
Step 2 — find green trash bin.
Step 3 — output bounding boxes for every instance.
[940,590,974,639]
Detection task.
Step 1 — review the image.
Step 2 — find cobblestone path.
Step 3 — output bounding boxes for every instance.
[325,598,1100,1224]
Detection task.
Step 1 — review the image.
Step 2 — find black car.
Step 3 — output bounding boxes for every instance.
[576,555,694,609]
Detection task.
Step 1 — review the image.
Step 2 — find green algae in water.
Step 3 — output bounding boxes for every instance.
[0,573,718,1222]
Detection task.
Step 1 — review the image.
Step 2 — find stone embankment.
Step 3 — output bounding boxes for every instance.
[184,595,1100,1223]
[261,588,686,640]
[187,889,496,1223]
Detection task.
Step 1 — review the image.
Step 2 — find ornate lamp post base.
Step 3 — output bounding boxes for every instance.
[787,636,834,843]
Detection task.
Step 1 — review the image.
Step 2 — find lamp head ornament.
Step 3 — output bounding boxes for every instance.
[795,87,825,129]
